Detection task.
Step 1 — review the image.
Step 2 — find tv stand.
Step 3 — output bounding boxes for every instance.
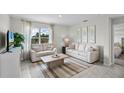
[0,47,21,78]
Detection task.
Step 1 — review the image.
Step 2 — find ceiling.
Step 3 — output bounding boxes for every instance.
[9,14,124,26]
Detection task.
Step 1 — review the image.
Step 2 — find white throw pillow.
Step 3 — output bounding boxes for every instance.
[78,43,86,51]
[47,44,54,50]
[85,46,94,52]
[42,43,48,51]
[32,44,43,52]
[75,43,79,50]
[86,44,98,51]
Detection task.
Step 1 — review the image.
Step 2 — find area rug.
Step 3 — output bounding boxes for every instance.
[39,57,93,78]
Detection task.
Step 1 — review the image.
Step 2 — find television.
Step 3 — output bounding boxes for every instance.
[0,31,6,53]
[6,30,14,52]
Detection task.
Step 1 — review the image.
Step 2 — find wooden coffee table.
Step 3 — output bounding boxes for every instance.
[41,54,68,69]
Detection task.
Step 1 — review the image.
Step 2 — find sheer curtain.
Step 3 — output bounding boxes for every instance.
[22,20,31,60]
[21,21,54,60]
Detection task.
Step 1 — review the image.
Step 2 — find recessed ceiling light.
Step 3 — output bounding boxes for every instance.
[58,14,62,18]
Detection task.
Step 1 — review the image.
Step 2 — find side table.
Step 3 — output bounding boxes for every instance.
[62,46,66,54]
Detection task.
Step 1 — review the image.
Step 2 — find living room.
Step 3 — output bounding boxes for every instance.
[1,14,124,78]
[1,0,124,93]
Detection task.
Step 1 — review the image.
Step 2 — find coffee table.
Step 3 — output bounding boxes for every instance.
[41,53,68,69]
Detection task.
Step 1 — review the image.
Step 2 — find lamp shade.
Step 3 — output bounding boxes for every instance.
[63,37,70,47]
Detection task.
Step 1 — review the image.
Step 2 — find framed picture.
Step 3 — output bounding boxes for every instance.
[81,27,88,43]
[88,25,96,43]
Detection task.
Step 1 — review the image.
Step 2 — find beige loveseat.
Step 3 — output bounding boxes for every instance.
[66,43,99,63]
[30,44,56,62]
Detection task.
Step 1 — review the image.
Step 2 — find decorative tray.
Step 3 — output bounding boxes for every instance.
[52,55,60,58]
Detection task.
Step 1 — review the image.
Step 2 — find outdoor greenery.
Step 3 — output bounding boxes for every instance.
[32,32,49,44]
[14,33,24,48]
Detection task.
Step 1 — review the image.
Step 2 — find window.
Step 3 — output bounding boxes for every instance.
[40,28,49,43]
[31,28,39,44]
[31,27,52,44]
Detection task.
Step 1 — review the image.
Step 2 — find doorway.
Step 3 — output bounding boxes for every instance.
[112,17,124,66]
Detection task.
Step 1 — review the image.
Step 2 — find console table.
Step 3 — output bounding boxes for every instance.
[0,47,21,78]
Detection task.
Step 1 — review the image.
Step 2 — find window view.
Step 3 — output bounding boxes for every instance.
[40,28,49,43]
[31,28,39,44]
[31,27,51,44]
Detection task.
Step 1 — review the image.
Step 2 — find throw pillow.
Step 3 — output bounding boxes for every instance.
[78,43,86,51]
[32,44,43,52]
[75,43,79,50]
[42,43,48,51]
[47,44,54,50]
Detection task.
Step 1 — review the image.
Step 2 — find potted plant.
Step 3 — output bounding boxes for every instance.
[14,33,24,49]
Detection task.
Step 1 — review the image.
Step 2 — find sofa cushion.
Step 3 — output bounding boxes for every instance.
[66,49,73,52]
[78,51,87,56]
[36,50,53,57]
[71,50,78,55]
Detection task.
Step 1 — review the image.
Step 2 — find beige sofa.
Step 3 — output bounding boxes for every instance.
[30,44,56,62]
[66,43,99,63]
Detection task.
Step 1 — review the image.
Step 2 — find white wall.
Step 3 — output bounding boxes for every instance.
[10,17,23,34]
[53,25,69,53]
[69,16,111,65]
[0,15,10,31]
[112,17,124,24]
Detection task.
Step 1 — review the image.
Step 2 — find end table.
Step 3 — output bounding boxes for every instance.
[62,46,66,54]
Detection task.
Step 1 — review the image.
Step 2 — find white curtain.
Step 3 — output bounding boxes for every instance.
[22,21,31,60]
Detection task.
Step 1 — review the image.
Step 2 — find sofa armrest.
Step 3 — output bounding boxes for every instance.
[30,50,37,62]
[66,47,71,50]
[87,50,99,63]
[30,49,36,53]
[30,50,37,56]
[87,50,99,55]
[52,48,57,52]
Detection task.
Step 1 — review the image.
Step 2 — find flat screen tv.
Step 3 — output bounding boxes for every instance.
[6,30,14,52]
[0,31,6,53]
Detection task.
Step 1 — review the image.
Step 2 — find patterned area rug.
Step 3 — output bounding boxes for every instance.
[39,57,93,78]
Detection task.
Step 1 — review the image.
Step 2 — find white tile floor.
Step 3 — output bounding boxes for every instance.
[73,63,124,78]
